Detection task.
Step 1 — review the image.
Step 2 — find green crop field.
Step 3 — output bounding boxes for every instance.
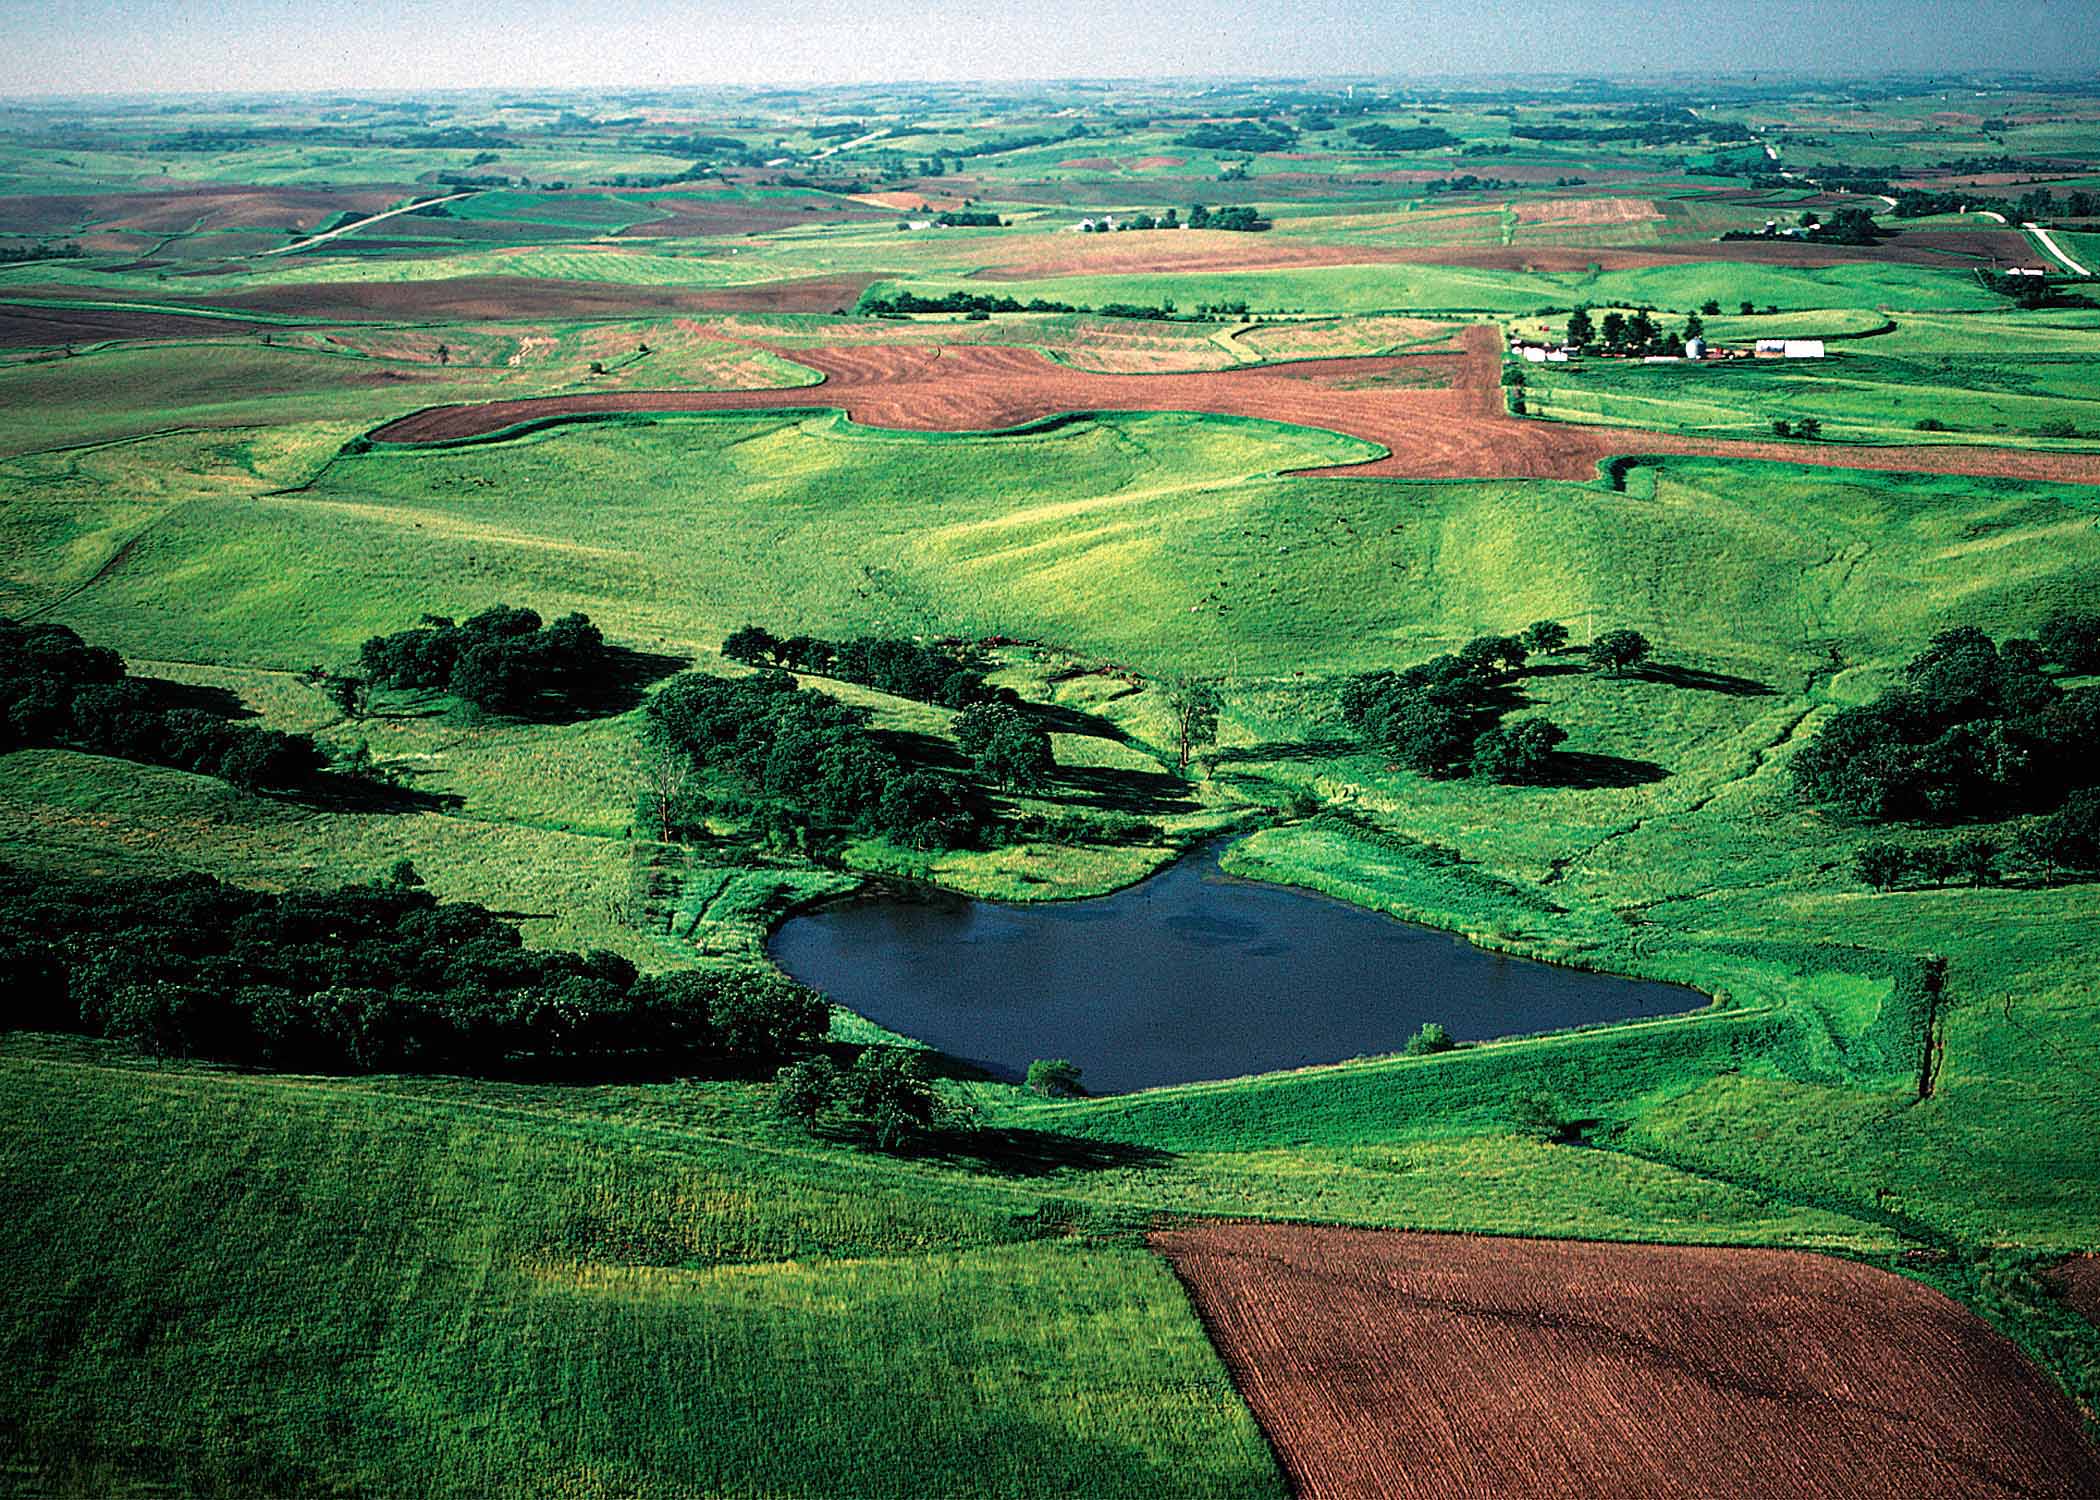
[2,68,2099,1500]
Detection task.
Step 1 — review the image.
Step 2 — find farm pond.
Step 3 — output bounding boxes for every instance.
[767,841,1704,1093]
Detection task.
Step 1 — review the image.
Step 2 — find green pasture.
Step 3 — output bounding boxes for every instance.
[1523,345,2100,444]
[871,259,2005,316]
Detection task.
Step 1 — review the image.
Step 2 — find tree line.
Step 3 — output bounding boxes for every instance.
[721,624,1008,710]
[1791,614,2099,826]
[0,862,828,1075]
[2,618,324,793]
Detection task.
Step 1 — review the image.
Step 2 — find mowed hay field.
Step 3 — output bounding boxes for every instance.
[1155,1222,2100,1500]
[0,1046,1283,1499]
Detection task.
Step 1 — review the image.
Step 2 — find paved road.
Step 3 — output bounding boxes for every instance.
[261,191,480,257]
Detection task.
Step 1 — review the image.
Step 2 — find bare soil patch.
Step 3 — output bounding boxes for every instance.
[366,322,2100,487]
[1154,1221,2100,1500]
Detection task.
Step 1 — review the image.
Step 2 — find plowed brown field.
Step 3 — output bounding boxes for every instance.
[366,324,2100,487]
[1154,1222,2100,1500]
[0,302,281,348]
[6,273,883,323]
[2050,1255,2100,1330]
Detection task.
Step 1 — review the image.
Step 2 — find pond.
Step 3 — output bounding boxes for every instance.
[767,841,1704,1095]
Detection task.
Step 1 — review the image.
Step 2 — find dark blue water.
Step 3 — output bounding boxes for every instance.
[767,842,1702,1093]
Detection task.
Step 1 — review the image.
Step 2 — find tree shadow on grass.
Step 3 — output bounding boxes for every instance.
[920,1125,1176,1178]
[1533,751,1671,789]
[1636,662,1775,697]
[287,771,465,815]
[505,646,693,724]
[1210,735,1357,765]
[1011,698,1130,741]
[137,676,257,721]
[1045,764,1202,818]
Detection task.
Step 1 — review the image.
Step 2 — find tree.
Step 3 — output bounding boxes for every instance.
[954,703,1053,791]
[1950,833,2002,887]
[722,624,780,666]
[1854,842,1909,891]
[1507,1087,1579,1143]
[1403,1022,1455,1056]
[1600,311,1628,349]
[1795,416,1823,440]
[771,1055,841,1129]
[2038,610,2100,673]
[326,673,370,720]
[1587,629,1651,676]
[1700,299,1722,316]
[1739,300,1756,316]
[1025,1058,1086,1097]
[1379,692,1474,777]
[640,730,698,843]
[1565,306,1595,347]
[1682,312,1705,342]
[2019,789,2100,873]
[1473,717,1568,783]
[1771,419,1793,438]
[1164,677,1221,775]
[847,1047,941,1151]
[1625,310,1659,350]
[1519,619,1570,656]
[708,973,830,1061]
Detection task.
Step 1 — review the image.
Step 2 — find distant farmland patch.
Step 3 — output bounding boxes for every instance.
[1155,1222,2100,1500]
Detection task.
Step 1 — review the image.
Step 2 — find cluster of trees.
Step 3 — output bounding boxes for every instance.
[1725,208,1881,245]
[1512,120,1750,146]
[1977,269,2059,311]
[1771,417,1825,439]
[358,606,615,716]
[1854,792,2100,889]
[0,242,82,264]
[646,671,985,850]
[1791,617,2100,823]
[1348,123,1460,152]
[1080,204,1269,234]
[1338,621,1631,781]
[1190,203,1268,232]
[0,862,828,1073]
[860,290,1081,317]
[932,210,1002,227]
[1,618,323,793]
[1174,121,1297,153]
[721,624,1008,710]
[772,1047,948,1151]
[1425,175,1517,194]
[1564,306,1694,356]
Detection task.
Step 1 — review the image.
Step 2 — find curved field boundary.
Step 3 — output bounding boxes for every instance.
[1155,1221,2100,1500]
[364,326,2100,486]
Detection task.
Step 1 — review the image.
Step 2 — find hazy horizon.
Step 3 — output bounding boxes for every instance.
[2,0,2097,99]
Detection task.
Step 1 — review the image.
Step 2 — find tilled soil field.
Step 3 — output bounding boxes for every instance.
[0,302,282,348]
[2050,1255,2100,1330]
[1153,1222,2100,1500]
[366,324,2100,487]
[12,273,886,323]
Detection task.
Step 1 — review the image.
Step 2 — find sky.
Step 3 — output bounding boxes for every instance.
[2,0,2098,97]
